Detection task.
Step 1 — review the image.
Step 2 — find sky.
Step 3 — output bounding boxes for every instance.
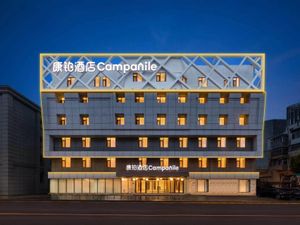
[0,0,299,119]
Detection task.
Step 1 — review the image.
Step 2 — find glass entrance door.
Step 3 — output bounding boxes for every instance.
[134,178,184,194]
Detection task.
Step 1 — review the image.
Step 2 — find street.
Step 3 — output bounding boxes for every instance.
[0,200,300,225]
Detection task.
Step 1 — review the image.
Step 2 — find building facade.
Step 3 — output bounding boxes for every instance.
[40,54,265,199]
[0,86,48,196]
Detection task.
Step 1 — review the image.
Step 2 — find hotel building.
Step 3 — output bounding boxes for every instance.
[40,53,265,199]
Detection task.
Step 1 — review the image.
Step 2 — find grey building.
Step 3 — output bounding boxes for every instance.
[0,86,48,196]
[40,53,265,198]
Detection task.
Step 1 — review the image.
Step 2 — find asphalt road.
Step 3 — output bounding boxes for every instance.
[0,200,300,225]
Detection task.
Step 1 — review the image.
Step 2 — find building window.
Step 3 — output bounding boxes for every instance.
[239,180,250,193]
[198,93,207,104]
[79,93,88,103]
[135,93,144,103]
[61,137,71,148]
[157,114,166,126]
[198,137,207,148]
[115,114,125,125]
[233,77,240,87]
[133,72,143,82]
[197,179,208,192]
[239,114,249,125]
[237,137,246,148]
[224,79,228,87]
[198,77,208,87]
[240,93,250,104]
[138,137,148,148]
[179,158,188,168]
[94,76,101,87]
[107,137,116,148]
[198,158,208,168]
[219,114,228,126]
[181,75,187,83]
[178,93,187,103]
[80,114,90,125]
[57,114,67,125]
[177,114,187,126]
[116,93,125,103]
[179,137,188,148]
[160,137,169,148]
[56,93,65,103]
[107,157,116,168]
[217,137,226,148]
[160,158,169,167]
[67,76,75,87]
[135,114,144,125]
[157,93,166,103]
[237,158,246,168]
[82,157,91,168]
[102,76,111,87]
[139,157,147,166]
[198,114,207,126]
[156,71,166,82]
[219,93,229,104]
[217,158,227,168]
[62,157,71,168]
[82,137,91,148]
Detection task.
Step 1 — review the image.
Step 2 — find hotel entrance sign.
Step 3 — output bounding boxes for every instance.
[126,164,179,172]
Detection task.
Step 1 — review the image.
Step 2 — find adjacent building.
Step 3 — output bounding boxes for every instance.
[0,86,48,196]
[40,53,265,199]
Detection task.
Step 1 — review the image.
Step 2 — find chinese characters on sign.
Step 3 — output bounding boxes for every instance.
[126,164,179,172]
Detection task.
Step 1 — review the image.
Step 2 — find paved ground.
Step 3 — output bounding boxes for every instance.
[0,199,300,225]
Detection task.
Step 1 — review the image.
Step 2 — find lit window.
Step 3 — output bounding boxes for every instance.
[102,76,111,87]
[80,114,89,125]
[239,114,249,126]
[115,114,125,125]
[67,76,75,87]
[157,114,166,126]
[135,93,144,103]
[82,137,91,148]
[179,137,188,148]
[179,158,188,168]
[56,93,65,104]
[61,137,71,148]
[217,158,227,168]
[116,93,125,103]
[237,158,246,168]
[198,137,207,148]
[198,158,207,168]
[240,93,250,104]
[157,93,166,103]
[239,180,250,193]
[139,157,147,166]
[233,77,240,87]
[62,157,71,168]
[219,114,228,126]
[138,137,148,148]
[219,93,229,104]
[107,157,116,168]
[160,158,169,167]
[135,114,144,125]
[106,137,116,148]
[217,137,226,148]
[197,179,208,192]
[94,76,101,87]
[198,93,207,104]
[156,71,166,82]
[237,137,246,148]
[177,114,187,126]
[181,75,187,83]
[198,114,207,126]
[133,73,143,82]
[160,137,169,148]
[82,157,91,168]
[198,77,208,87]
[178,93,187,103]
[79,93,88,103]
[57,114,67,125]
